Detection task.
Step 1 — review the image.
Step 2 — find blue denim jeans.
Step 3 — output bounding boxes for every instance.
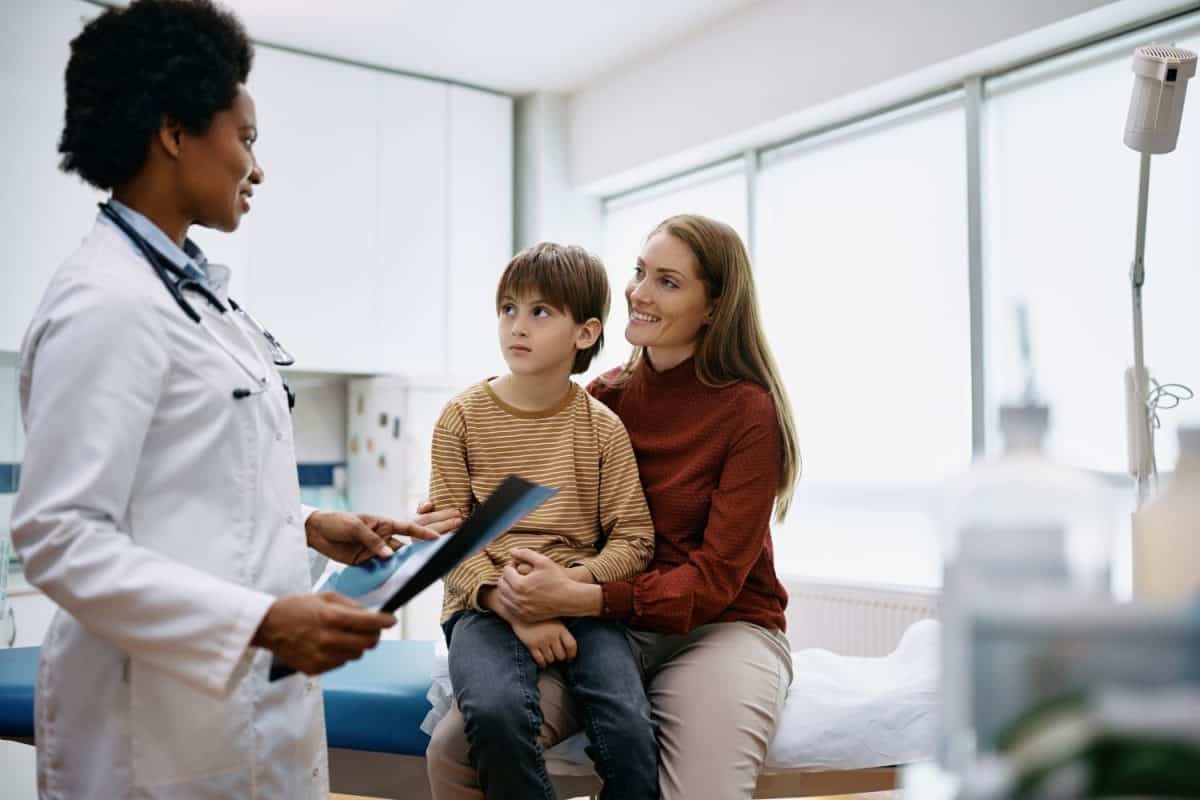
[445,611,659,800]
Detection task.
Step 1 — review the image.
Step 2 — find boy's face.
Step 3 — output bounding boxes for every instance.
[497,292,597,376]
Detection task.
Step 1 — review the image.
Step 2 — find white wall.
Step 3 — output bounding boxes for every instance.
[515,93,604,251]
[567,0,1124,190]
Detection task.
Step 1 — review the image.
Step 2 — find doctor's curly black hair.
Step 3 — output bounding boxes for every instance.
[58,0,253,190]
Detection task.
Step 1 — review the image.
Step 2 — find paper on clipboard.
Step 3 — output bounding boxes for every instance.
[269,475,556,681]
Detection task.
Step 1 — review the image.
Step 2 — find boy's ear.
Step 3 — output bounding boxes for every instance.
[575,318,603,351]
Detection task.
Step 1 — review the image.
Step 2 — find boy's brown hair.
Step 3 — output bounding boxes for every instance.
[495,242,611,374]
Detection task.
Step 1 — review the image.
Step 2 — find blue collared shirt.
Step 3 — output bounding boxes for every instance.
[105,198,210,282]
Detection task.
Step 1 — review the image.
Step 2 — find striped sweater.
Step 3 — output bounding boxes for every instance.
[432,380,655,622]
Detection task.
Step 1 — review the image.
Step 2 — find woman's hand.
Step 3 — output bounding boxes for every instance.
[251,592,396,675]
[510,618,578,668]
[496,548,600,624]
[305,510,446,565]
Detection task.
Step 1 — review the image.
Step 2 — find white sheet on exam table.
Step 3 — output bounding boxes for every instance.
[422,619,941,773]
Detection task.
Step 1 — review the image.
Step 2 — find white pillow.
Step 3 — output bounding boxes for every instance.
[765,619,940,770]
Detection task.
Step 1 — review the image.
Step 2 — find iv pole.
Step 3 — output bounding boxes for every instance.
[1129,150,1154,507]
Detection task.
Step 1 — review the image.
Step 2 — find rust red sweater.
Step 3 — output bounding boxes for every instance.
[589,357,789,635]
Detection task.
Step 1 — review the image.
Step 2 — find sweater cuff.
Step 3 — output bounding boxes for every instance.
[468,577,500,612]
[600,580,634,620]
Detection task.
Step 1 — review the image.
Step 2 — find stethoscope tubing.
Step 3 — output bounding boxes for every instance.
[97,202,283,394]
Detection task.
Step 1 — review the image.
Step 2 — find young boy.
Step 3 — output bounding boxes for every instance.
[429,243,659,800]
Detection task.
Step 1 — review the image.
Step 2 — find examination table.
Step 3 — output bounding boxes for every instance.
[0,640,904,798]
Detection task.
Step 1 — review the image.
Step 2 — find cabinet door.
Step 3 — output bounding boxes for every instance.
[375,76,449,377]
[446,87,513,379]
[0,0,104,352]
[246,48,380,373]
[9,590,58,648]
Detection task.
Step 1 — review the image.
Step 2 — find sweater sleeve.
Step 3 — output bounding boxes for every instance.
[600,393,782,634]
[575,418,655,583]
[429,402,498,611]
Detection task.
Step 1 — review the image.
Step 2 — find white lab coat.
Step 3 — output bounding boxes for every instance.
[11,216,327,798]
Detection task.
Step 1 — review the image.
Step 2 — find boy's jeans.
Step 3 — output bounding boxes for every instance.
[445,611,659,800]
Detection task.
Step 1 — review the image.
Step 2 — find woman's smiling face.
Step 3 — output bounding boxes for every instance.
[624,231,714,361]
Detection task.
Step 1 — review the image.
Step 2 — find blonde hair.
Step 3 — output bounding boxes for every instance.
[611,214,801,521]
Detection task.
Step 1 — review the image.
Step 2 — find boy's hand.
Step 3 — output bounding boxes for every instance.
[511,619,577,668]
[513,562,591,583]
[413,501,465,535]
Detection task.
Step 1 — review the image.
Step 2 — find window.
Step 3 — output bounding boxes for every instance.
[754,98,971,587]
[597,16,1200,589]
[983,30,1200,474]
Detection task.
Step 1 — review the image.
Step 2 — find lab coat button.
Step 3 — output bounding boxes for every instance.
[275,431,284,442]
[286,514,296,525]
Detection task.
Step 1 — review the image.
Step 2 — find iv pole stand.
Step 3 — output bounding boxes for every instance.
[1129,150,1153,507]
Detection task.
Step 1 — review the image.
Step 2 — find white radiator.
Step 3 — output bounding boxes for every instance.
[782,578,941,657]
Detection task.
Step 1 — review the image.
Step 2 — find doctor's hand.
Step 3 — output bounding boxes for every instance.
[305,510,449,565]
[252,592,395,675]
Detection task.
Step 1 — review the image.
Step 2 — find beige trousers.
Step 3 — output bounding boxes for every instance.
[427,621,793,800]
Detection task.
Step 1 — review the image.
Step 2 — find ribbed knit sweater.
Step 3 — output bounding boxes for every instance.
[590,357,789,634]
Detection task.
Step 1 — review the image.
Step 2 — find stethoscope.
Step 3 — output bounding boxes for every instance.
[98,201,296,411]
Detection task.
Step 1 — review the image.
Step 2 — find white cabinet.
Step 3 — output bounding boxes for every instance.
[8,588,57,649]
[344,377,457,642]
[246,48,382,373]
[245,55,512,378]
[0,740,37,800]
[0,0,103,352]
[447,87,514,379]
[374,76,450,377]
[1,2,514,381]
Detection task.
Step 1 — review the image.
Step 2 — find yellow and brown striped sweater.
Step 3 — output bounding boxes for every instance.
[432,380,654,622]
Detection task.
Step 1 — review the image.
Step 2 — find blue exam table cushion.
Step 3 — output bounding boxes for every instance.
[0,640,437,756]
[0,646,37,737]
[323,639,436,754]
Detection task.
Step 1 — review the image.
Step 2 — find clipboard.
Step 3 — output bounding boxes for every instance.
[269,475,557,681]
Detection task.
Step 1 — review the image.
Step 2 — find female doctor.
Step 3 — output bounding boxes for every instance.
[10,1,460,797]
